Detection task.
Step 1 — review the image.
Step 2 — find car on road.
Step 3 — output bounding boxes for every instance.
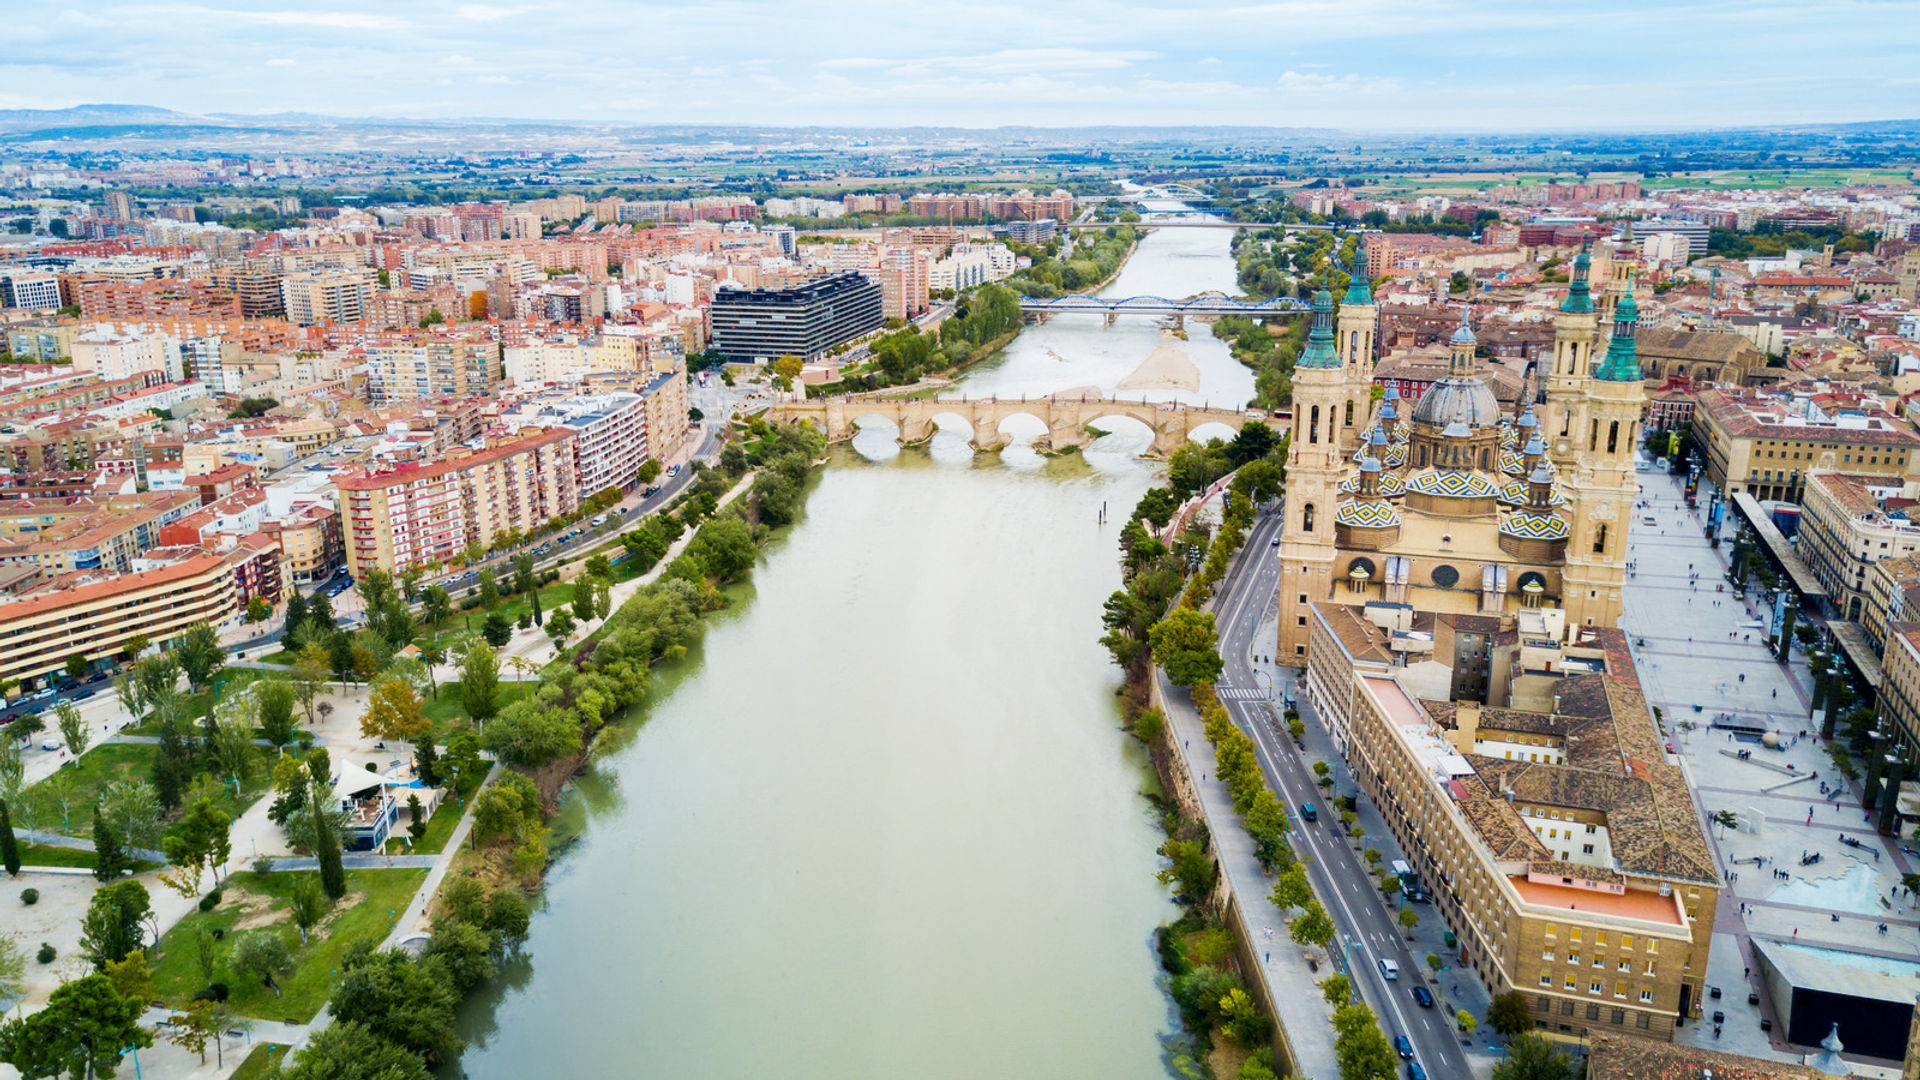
[1270,536,1280,546]
[74,689,95,701]
[1299,802,1316,822]
[1378,957,1399,980]
[1410,986,1433,1008]
[1406,1061,1426,1080]
[1393,1035,1413,1059]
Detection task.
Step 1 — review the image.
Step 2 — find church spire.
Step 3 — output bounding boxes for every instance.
[1448,308,1476,377]
[1595,276,1642,382]
[1560,238,1594,315]
[1298,289,1340,369]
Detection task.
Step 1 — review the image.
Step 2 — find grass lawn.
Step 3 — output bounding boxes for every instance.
[20,743,152,839]
[12,843,161,873]
[231,1042,290,1080]
[149,867,427,1023]
[420,680,532,740]
[382,769,483,856]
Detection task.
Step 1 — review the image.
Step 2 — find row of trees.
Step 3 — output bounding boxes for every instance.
[1002,225,1136,298]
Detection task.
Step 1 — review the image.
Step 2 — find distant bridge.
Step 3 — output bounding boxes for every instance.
[1061,219,1336,232]
[765,393,1254,456]
[1018,293,1311,326]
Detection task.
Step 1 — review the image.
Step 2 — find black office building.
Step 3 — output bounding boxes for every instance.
[709,271,883,363]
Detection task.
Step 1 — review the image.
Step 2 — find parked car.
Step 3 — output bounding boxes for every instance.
[1410,986,1433,1008]
[1394,1035,1413,1059]
[40,739,60,752]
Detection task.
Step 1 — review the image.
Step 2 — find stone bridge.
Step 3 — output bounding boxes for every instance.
[766,393,1256,455]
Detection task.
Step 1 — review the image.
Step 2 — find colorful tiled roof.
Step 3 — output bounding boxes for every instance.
[1335,499,1401,528]
[1499,510,1570,540]
[1406,469,1499,498]
[1339,471,1407,497]
[1498,478,1566,507]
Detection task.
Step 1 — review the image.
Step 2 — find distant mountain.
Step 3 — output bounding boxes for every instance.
[0,104,223,130]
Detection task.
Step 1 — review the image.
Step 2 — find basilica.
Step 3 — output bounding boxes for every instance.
[1274,248,1645,662]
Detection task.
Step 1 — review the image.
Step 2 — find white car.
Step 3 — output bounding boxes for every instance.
[40,739,60,752]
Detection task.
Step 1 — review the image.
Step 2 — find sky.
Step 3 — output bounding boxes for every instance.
[7,0,1920,131]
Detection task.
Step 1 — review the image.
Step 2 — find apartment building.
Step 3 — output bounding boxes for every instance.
[70,327,182,382]
[0,271,62,310]
[334,427,578,576]
[281,270,373,325]
[709,272,883,363]
[1346,670,1717,1042]
[75,277,242,321]
[1878,625,1920,762]
[640,370,689,459]
[0,539,270,690]
[6,323,79,362]
[1797,471,1920,622]
[1863,553,1920,653]
[505,391,649,497]
[1691,389,1920,503]
[364,338,498,403]
[259,503,342,585]
[0,490,201,575]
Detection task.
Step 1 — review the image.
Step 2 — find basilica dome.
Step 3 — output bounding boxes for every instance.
[1409,374,1502,430]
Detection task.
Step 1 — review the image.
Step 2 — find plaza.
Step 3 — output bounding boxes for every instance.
[1622,455,1919,1071]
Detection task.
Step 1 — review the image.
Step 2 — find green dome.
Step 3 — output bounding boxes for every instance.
[1559,249,1594,315]
[1342,275,1373,307]
[1298,288,1340,369]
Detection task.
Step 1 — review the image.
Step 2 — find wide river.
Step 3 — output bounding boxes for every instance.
[452,203,1255,1079]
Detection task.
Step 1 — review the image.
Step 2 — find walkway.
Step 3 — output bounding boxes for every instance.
[15,827,165,863]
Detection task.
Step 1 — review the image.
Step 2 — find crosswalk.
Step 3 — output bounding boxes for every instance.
[1214,686,1268,701]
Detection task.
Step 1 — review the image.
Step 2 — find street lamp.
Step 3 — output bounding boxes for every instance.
[1254,669,1272,701]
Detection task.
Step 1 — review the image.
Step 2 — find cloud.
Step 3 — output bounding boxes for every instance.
[264,57,296,66]
[455,4,527,20]
[1198,56,1222,65]
[192,8,412,30]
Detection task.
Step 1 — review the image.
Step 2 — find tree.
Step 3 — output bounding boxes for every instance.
[149,718,194,812]
[1289,899,1335,948]
[571,577,599,622]
[0,974,150,1080]
[307,759,347,900]
[546,608,576,645]
[101,949,152,1007]
[1398,907,1420,936]
[362,676,429,744]
[1457,1009,1478,1034]
[485,890,532,954]
[688,516,756,580]
[96,780,163,852]
[49,702,86,761]
[530,590,543,627]
[1492,1034,1575,1080]
[637,458,662,484]
[0,802,15,878]
[208,713,257,789]
[246,596,272,623]
[1486,990,1533,1038]
[92,809,127,882]
[1148,607,1224,688]
[307,592,335,632]
[481,611,514,648]
[174,622,226,691]
[288,873,329,944]
[293,643,331,725]
[280,1020,431,1080]
[407,793,428,843]
[283,591,310,641]
[422,585,453,628]
[78,880,151,971]
[192,926,219,989]
[256,678,298,750]
[64,655,89,682]
[771,354,803,389]
[477,569,500,609]
[160,799,232,898]
[0,743,20,810]
[328,948,462,1063]
[512,555,536,597]
[176,1000,216,1065]
[1219,986,1270,1046]
[231,930,292,991]
[0,938,26,1007]
[1333,1003,1397,1080]
[422,918,495,993]
[418,643,446,700]
[349,641,379,687]
[460,645,500,724]
[1269,865,1312,912]
[1320,974,1352,1008]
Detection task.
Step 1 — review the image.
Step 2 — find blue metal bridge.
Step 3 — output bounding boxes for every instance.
[1017,294,1312,320]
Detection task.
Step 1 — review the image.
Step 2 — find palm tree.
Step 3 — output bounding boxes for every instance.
[507,656,534,683]
[419,643,446,699]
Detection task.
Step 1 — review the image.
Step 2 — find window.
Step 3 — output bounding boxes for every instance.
[1586,1004,1600,1021]
[1586,825,1597,835]
[1644,939,1656,954]
[1593,523,1607,555]
[1645,961,1657,976]
[1619,936,1632,950]
[1545,923,1557,939]
[1607,420,1619,454]
[1540,972,1552,986]
[1302,504,1315,532]
[1593,955,1605,968]
[1542,949,1555,961]
[1565,976,1577,990]
[1298,616,1307,627]
[1568,953,1580,966]
[1537,996,1551,1013]
[1639,989,1653,1003]
[1611,1009,1625,1026]
[1615,982,1627,998]
[1637,1012,1651,1030]
[1590,982,1603,995]
[1309,405,1320,444]
[1569,928,1581,943]
[1561,1002,1575,1017]
[1345,400,1355,427]
[1582,844,1595,855]
[1618,960,1631,972]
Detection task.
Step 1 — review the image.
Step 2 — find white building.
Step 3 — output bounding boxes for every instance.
[72,327,181,381]
[503,391,649,496]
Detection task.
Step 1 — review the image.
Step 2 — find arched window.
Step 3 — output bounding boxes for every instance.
[1480,449,1490,470]
[1309,405,1320,444]
[1350,330,1361,362]
[1345,400,1354,427]
[1589,419,1600,451]
[1592,523,1607,555]
[1607,420,1619,454]
[1302,503,1316,533]
[1561,410,1571,437]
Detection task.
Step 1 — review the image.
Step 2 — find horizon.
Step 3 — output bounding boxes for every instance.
[7,1,1920,130]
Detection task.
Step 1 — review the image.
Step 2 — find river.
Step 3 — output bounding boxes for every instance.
[451,202,1253,1079]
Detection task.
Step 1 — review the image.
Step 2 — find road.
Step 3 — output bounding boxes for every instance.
[1208,508,1476,1080]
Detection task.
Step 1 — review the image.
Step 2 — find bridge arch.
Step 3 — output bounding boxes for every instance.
[848,411,903,460]
[1187,420,1242,447]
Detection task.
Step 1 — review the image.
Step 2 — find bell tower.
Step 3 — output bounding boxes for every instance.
[1562,284,1646,629]
[1277,289,1345,664]
[1336,275,1377,451]
[1543,242,1599,467]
